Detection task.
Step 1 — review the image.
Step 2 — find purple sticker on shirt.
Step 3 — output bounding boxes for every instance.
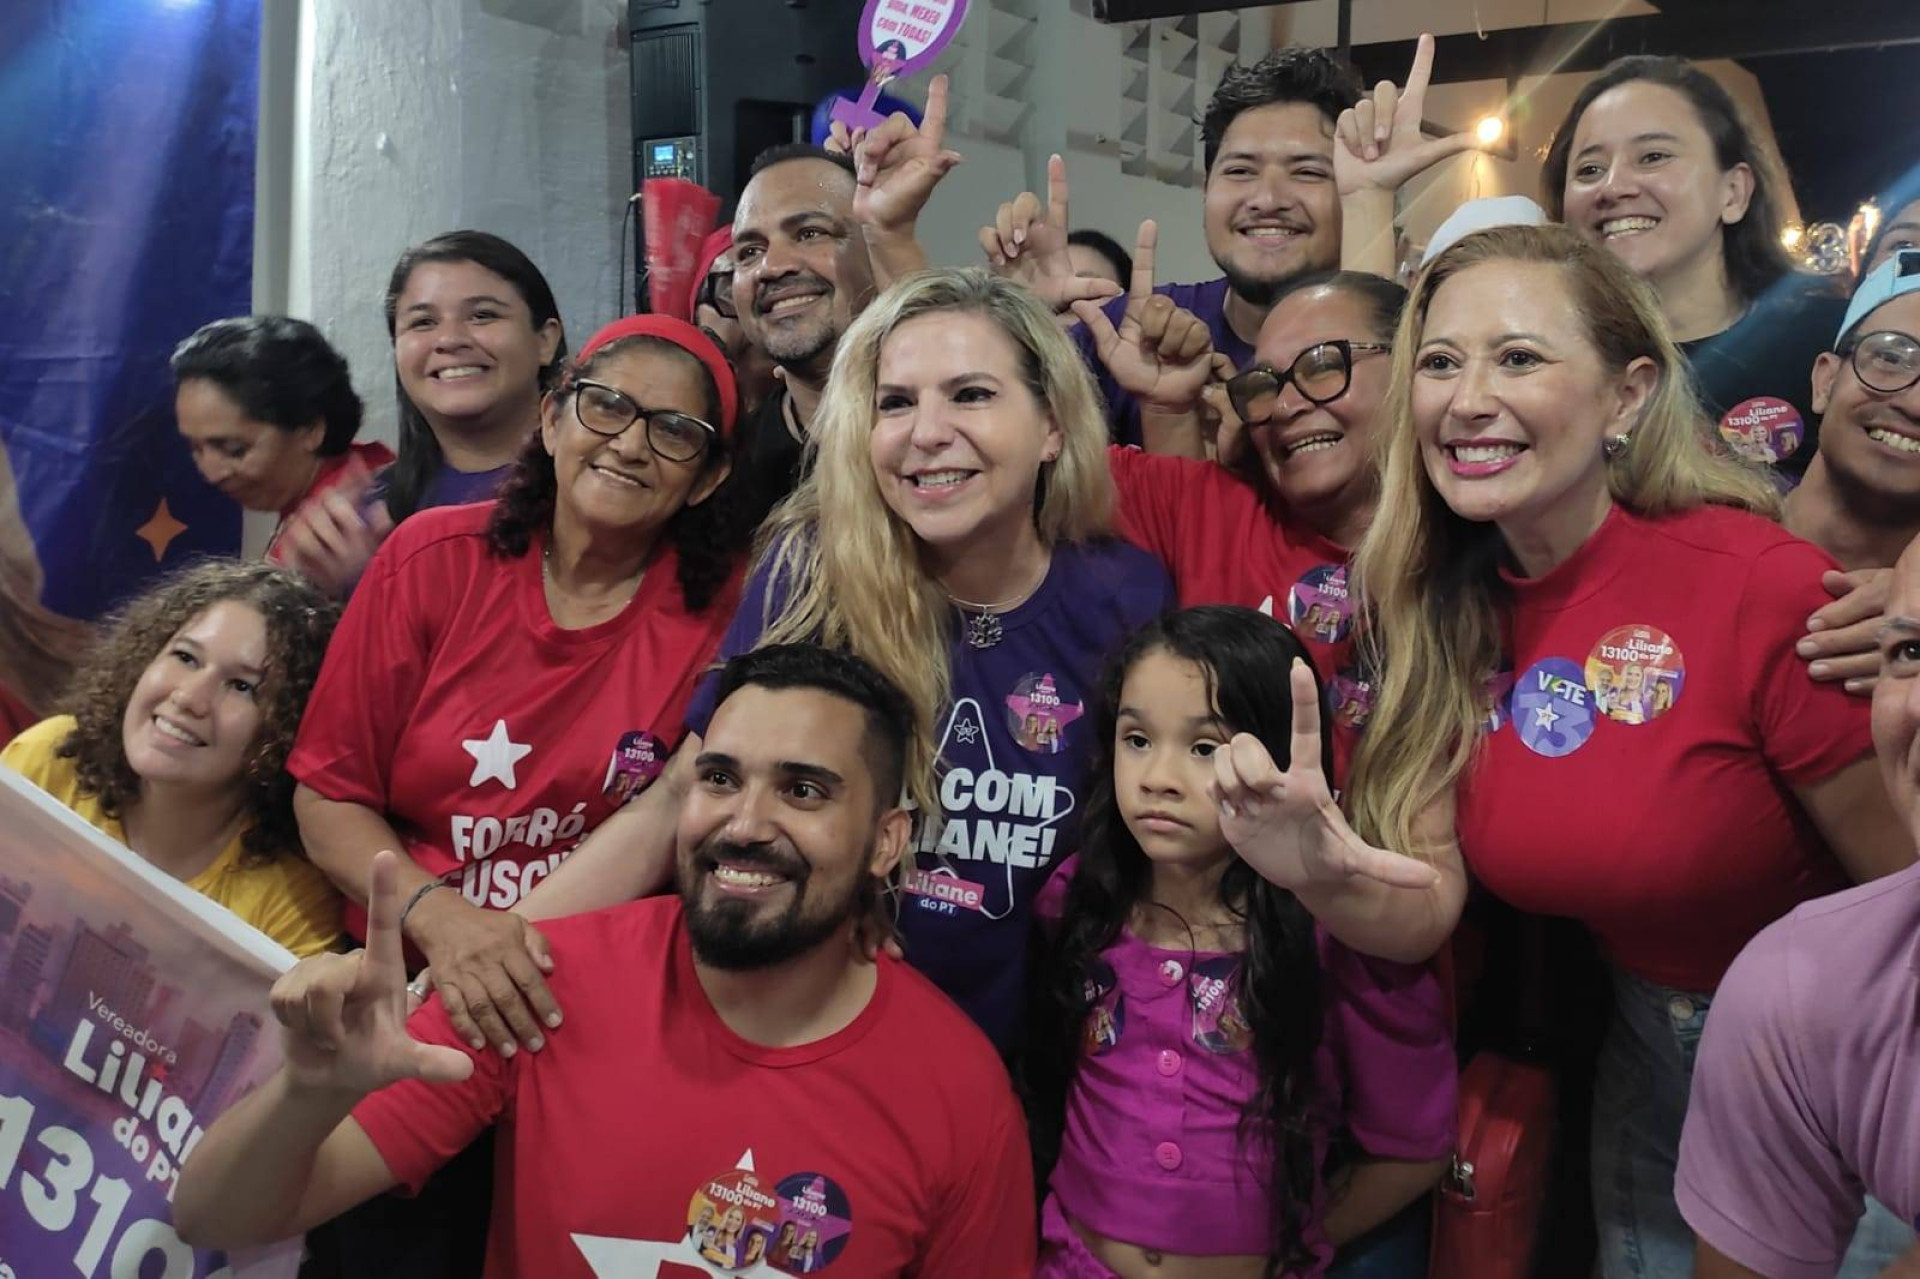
[1189,956,1253,1054]
[1082,956,1124,1056]
[771,1173,854,1274]
[1287,563,1355,644]
[1511,657,1597,758]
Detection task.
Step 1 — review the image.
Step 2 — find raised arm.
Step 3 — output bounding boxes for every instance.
[1214,660,1467,962]
[844,74,962,289]
[175,852,477,1248]
[979,154,1123,318]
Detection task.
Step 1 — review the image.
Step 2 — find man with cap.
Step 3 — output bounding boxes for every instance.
[1676,528,1920,1278]
[1786,251,1920,695]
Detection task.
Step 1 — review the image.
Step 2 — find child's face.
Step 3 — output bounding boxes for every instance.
[1113,650,1232,864]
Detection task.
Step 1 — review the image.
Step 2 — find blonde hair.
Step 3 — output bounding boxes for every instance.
[754,267,1116,819]
[1347,224,1778,856]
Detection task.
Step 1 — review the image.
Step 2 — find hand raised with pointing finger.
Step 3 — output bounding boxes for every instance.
[1070,221,1216,410]
[978,154,1122,313]
[270,851,475,1097]
[1335,33,1482,197]
[853,74,962,236]
[1213,660,1443,894]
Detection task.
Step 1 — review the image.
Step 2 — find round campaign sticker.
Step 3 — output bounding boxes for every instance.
[1082,957,1124,1056]
[1005,671,1085,756]
[1288,563,1355,644]
[686,1168,784,1271]
[770,1172,855,1274]
[1483,664,1516,734]
[1511,657,1599,758]
[1189,956,1253,1054]
[1329,667,1374,731]
[1718,396,1804,464]
[857,0,969,78]
[1585,624,1686,725]
[602,729,667,805]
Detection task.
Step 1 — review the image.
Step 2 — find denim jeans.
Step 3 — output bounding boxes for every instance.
[1590,967,1913,1278]
[1327,1196,1431,1279]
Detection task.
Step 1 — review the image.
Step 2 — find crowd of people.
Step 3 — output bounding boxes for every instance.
[4,30,1920,1279]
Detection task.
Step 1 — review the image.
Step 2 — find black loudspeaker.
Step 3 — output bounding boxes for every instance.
[629,0,866,309]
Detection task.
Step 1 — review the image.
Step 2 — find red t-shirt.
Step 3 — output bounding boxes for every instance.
[288,503,738,935]
[1459,505,1868,993]
[0,682,34,749]
[266,441,396,565]
[1109,446,1372,771]
[353,897,1037,1279]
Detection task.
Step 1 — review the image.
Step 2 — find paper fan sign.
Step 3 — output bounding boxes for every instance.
[831,0,970,130]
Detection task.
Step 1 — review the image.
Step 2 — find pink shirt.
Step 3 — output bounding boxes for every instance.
[1037,857,1456,1265]
[1678,861,1920,1278]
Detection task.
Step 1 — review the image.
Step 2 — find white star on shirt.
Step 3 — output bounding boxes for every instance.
[572,1150,762,1277]
[953,718,981,745]
[1531,704,1560,731]
[463,719,532,791]
[1257,594,1276,617]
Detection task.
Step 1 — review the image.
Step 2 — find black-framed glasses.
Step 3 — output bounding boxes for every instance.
[1844,330,1920,395]
[1226,340,1391,423]
[694,269,736,320]
[571,379,716,462]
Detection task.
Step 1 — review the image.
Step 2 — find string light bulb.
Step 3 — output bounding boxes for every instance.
[1475,115,1506,147]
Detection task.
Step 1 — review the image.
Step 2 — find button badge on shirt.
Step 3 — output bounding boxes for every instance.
[1154,1141,1184,1171]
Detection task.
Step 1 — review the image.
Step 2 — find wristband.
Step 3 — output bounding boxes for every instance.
[398,880,451,935]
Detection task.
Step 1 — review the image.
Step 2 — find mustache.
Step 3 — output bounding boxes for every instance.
[694,836,808,880]
[754,273,833,312]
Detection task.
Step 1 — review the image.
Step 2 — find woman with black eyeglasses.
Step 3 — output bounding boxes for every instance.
[288,315,742,1057]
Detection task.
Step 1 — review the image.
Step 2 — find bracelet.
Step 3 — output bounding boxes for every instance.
[398,880,450,935]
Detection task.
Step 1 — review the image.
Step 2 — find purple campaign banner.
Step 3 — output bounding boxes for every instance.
[0,768,296,1278]
[831,0,969,129]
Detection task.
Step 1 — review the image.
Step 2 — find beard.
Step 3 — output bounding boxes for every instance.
[679,835,868,971]
[1218,260,1298,310]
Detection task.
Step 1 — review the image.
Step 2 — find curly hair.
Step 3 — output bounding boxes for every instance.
[55,560,340,864]
[1203,46,1364,174]
[486,335,740,613]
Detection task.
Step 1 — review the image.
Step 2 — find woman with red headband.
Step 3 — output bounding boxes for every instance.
[288,315,741,1057]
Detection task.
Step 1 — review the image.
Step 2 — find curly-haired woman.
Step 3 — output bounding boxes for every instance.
[1,559,344,957]
[287,314,743,1056]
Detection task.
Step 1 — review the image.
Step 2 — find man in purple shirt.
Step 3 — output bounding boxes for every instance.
[1676,534,1920,1277]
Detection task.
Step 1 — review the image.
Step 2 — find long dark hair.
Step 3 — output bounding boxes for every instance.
[1024,606,1329,1275]
[380,231,567,523]
[485,336,738,612]
[169,316,364,455]
[1542,56,1795,306]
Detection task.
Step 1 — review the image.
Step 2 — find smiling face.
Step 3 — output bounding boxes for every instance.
[1203,102,1343,306]
[393,259,562,434]
[1875,541,1920,838]
[869,310,1060,561]
[539,343,729,543]
[1810,291,1920,509]
[174,380,323,513]
[1561,81,1753,290]
[731,158,875,377]
[677,684,906,971]
[1411,260,1656,567]
[120,601,268,796]
[1245,285,1390,531]
[1113,649,1231,867]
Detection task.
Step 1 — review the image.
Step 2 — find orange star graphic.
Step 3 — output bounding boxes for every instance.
[135,499,187,562]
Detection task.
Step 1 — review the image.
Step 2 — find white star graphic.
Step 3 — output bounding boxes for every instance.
[1257,594,1276,617]
[953,718,980,745]
[1531,703,1560,731]
[572,1149,765,1277]
[463,719,532,790]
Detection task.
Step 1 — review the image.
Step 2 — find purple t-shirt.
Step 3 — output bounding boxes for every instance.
[1677,860,1920,1277]
[1036,856,1456,1266]
[422,461,512,509]
[687,537,1174,1049]
[1072,277,1253,447]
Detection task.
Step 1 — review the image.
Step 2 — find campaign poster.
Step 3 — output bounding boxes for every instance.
[0,767,296,1278]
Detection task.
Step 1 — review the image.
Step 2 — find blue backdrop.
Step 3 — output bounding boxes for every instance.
[0,0,258,620]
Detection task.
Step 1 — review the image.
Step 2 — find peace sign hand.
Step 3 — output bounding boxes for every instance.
[853,74,963,235]
[1334,33,1482,196]
[1212,660,1442,894]
[270,851,476,1098]
[1069,221,1215,410]
[978,154,1123,312]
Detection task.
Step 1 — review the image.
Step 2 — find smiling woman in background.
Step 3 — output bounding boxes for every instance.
[171,315,393,562]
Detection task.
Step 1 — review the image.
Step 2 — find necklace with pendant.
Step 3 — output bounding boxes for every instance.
[947,555,1050,651]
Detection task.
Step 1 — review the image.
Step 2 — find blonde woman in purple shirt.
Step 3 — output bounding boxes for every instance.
[1026,607,1457,1278]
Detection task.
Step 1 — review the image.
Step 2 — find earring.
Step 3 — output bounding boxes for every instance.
[1603,433,1632,459]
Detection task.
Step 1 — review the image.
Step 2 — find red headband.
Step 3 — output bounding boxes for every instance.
[684,226,735,322]
[573,314,739,437]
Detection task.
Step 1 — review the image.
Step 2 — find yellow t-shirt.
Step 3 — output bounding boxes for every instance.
[1,716,344,958]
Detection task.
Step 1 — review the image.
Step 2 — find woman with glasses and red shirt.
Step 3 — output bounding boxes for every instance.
[288,315,743,1056]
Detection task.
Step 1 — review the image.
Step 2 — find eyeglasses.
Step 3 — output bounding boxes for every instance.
[571,379,716,462]
[1844,330,1920,395]
[695,269,736,320]
[1225,341,1391,423]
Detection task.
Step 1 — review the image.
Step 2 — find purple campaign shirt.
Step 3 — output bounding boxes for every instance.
[1072,278,1253,447]
[1678,861,1920,1277]
[687,537,1175,1050]
[1036,856,1456,1266]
